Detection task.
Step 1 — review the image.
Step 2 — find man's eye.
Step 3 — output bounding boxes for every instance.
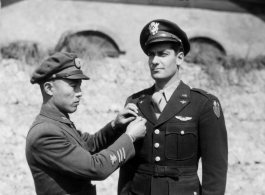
[147,53,154,57]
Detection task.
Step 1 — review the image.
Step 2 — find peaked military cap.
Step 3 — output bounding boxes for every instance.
[140,19,190,56]
[30,52,89,84]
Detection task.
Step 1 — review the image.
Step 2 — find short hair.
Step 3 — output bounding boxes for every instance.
[171,42,184,55]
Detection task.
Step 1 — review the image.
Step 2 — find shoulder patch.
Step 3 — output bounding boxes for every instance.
[213,100,221,118]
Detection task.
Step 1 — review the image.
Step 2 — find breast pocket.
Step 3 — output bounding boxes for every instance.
[165,123,197,160]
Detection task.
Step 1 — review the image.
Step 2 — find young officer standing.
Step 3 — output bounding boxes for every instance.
[118,19,228,195]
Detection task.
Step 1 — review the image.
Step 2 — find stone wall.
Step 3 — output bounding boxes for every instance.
[0,58,264,195]
[2,0,265,60]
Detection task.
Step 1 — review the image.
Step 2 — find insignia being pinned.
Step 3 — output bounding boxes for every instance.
[149,22,159,35]
[180,100,187,104]
[139,94,146,99]
[213,100,220,118]
[181,94,188,98]
[74,58,82,69]
[175,116,192,121]
[110,154,117,165]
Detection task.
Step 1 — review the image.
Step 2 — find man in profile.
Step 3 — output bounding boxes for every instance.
[26,52,147,195]
[118,19,228,195]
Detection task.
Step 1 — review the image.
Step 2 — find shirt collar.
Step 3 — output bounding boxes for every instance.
[154,79,180,102]
[39,104,72,124]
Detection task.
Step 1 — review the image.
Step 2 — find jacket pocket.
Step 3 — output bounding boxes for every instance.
[168,175,201,195]
[131,173,147,195]
[165,123,197,160]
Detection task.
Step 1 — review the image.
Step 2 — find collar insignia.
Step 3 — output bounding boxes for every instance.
[62,117,67,120]
[175,116,192,121]
[213,100,220,118]
[149,22,159,35]
[110,154,117,165]
[180,100,187,104]
[181,94,187,97]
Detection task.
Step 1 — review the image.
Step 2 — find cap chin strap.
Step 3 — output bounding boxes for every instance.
[48,70,84,79]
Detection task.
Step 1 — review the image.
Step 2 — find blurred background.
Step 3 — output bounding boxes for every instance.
[0,0,265,194]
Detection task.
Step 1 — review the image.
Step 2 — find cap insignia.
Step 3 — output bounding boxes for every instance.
[149,22,159,35]
[74,58,82,69]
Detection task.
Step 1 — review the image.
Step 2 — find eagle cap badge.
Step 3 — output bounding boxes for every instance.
[149,22,159,35]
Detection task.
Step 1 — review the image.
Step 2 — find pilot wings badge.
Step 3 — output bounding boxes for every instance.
[110,154,117,165]
[175,116,192,121]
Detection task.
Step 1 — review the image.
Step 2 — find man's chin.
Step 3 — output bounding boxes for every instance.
[151,74,164,80]
[68,107,78,114]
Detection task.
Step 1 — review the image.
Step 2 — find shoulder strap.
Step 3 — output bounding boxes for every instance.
[191,88,218,100]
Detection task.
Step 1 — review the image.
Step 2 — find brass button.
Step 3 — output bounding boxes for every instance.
[154,143,160,148]
[181,130,184,135]
[155,156,160,162]
[194,192,197,195]
[154,129,160,135]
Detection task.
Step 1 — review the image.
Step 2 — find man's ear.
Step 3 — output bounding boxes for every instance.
[176,52,184,66]
[43,82,54,96]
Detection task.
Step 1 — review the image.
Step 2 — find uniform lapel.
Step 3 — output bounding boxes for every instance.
[137,86,157,125]
[156,81,191,127]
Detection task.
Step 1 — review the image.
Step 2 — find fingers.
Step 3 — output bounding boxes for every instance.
[123,110,138,118]
[123,116,136,123]
[126,103,138,114]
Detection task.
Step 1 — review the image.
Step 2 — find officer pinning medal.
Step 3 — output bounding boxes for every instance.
[26,52,147,195]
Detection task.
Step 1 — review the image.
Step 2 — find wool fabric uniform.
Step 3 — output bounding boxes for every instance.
[118,19,228,195]
[26,105,134,195]
[26,52,136,195]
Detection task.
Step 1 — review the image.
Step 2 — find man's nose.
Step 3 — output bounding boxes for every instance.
[75,87,82,98]
[151,56,159,67]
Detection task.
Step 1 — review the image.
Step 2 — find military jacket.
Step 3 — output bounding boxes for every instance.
[26,105,135,195]
[118,81,228,195]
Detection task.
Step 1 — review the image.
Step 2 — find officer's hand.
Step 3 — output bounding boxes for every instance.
[112,103,138,130]
[125,117,147,142]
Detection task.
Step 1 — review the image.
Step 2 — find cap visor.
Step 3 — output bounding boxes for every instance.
[66,74,90,80]
[146,38,179,46]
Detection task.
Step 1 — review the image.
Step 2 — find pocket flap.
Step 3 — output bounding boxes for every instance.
[166,124,197,136]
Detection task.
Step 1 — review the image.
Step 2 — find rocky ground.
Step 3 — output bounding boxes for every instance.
[0,58,264,195]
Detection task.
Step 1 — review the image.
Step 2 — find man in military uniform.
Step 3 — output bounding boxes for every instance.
[118,19,228,195]
[26,52,147,195]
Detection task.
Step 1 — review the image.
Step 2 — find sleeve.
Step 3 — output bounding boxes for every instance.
[80,122,123,154]
[29,123,135,180]
[199,98,228,195]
